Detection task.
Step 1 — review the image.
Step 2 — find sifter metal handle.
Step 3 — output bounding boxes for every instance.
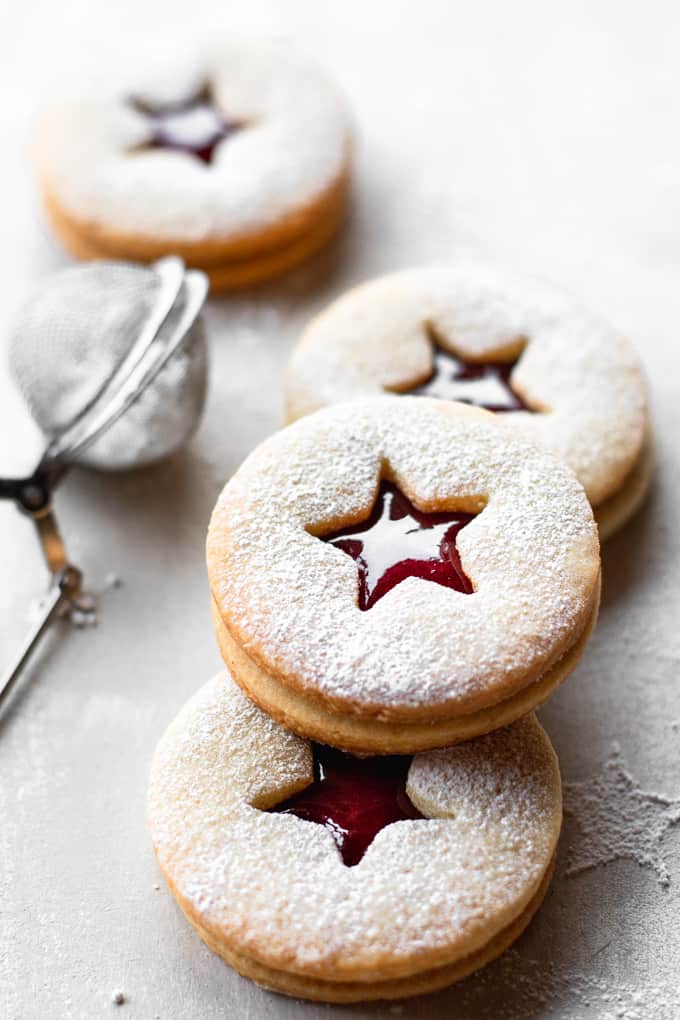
[0,487,82,711]
[0,564,82,709]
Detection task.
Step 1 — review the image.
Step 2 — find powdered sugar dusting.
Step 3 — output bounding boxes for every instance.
[148,674,560,976]
[458,949,680,1019]
[286,265,649,507]
[208,397,599,714]
[563,743,680,887]
[35,40,351,242]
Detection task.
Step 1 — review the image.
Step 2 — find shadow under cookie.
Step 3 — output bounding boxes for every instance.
[593,434,654,541]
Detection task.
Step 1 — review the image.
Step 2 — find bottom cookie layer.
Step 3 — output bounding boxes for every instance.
[185,854,555,1003]
[212,573,600,754]
[594,435,654,541]
[41,179,348,291]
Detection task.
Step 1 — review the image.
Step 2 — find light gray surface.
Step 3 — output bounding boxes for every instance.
[1,2,680,1018]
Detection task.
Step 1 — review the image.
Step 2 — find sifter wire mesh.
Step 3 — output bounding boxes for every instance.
[8,261,207,470]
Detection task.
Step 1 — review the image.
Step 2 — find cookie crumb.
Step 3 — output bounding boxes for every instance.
[112,989,126,1005]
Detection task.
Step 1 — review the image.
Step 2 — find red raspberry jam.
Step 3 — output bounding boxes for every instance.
[129,85,242,165]
[411,344,530,412]
[272,744,423,866]
[324,481,475,610]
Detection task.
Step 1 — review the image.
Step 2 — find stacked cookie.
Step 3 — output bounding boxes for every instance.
[207,398,601,752]
[148,258,654,1000]
[33,41,352,291]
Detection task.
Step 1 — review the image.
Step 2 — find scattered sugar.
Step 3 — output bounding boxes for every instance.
[460,949,680,1019]
[563,743,680,887]
[61,591,98,629]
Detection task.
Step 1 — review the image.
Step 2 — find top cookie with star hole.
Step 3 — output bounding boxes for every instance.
[284,265,652,538]
[207,396,601,755]
[33,40,353,290]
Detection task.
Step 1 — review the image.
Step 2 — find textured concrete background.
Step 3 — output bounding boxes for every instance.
[1,2,679,1018]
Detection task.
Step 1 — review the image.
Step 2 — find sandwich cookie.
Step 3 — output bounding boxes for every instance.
[207,397,601,753]
[285,266,651,538]
[148,673,562,1002]
[34,41,352,290]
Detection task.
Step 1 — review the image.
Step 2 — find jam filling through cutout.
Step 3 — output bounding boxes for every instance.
[129,85,242,165]
[272,744,424,866]
[323,481,475,611]
[410,343,530,412]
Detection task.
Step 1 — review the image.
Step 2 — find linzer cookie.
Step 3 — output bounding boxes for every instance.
[148,673,562,1002]
[285,266,652,538]
[33,41,352,290]
[207,397,601,754]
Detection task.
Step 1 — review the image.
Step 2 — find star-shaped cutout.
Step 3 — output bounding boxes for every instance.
[271,744,423,866]
[563,743,680,887]
[129,84,242,165]
[410,343,531,412]
[323,481,475,610]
